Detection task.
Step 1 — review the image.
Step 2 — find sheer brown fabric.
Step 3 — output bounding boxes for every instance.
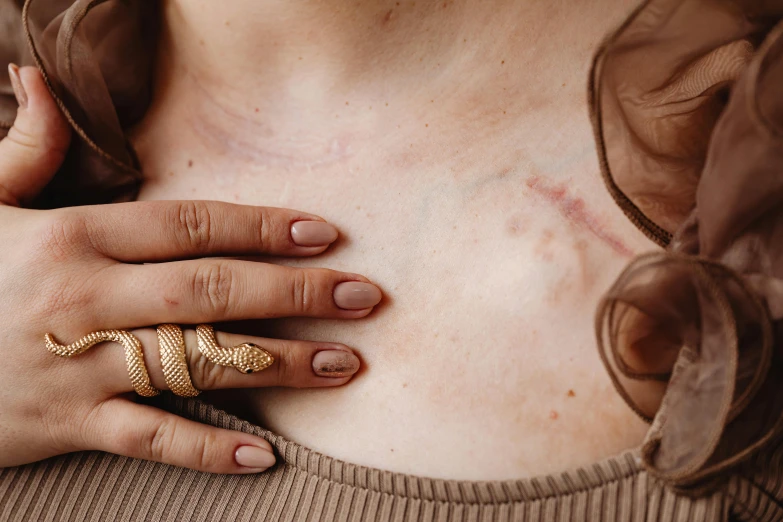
[590,0,783,495]
[0,0,782,509]
[0,0,154,207]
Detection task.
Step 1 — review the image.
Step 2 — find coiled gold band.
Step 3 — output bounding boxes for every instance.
[45,324,274,397]
[157,324,201,397]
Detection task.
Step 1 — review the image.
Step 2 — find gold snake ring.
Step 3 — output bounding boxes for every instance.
[45,325,274,397]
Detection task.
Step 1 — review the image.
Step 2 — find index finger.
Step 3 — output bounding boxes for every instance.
[77,200,340,262]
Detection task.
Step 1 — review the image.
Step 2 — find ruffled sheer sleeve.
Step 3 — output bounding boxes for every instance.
[0,0,154,207]
[591,0,783,495]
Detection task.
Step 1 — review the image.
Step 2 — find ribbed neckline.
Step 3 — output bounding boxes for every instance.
[161,395,644,506]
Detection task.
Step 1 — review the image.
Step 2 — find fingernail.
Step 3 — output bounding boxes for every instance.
[333,281,382,310]
[8,64,28,109]
[291,221,338,247]
[235,445,276,470]
[312,349,361,377]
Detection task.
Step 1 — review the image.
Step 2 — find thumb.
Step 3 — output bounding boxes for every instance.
[88,400,278,474]
[0,64,71,206]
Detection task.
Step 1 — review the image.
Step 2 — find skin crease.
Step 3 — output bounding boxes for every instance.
[129,0,656,480]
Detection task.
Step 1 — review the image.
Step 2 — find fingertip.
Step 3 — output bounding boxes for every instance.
[292,244,331,257]
[234,443,277,472]
[339,306,376,319]
[8,64,27,109]
[15,66,47,110]
[333,281,382,310]
[290,221,339,248]
[312,347,361,378]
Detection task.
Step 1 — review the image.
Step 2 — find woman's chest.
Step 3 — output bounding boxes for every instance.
[137,138,652,479]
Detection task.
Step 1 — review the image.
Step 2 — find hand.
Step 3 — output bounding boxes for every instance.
[0,66,382,474]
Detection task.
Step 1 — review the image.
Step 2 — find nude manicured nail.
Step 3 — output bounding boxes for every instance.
[8,64,27,109]
[333,281,382,310]
[312,349,361,377]
[291,221,338,247]
[235,445,276,470]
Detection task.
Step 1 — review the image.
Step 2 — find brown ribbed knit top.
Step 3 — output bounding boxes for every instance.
[2,0,783,520]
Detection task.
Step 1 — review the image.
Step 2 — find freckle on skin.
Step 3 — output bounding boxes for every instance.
[568,389,576,397]
[187,160,193,168]
[550,410,559,420]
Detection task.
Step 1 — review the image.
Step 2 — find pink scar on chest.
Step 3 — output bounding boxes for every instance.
[525,175,633,257]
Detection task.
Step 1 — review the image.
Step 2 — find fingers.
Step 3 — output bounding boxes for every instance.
[121,328,361,394]
[114,261,383,325]
[86,399,277,473]
[0,65,71,206]
[77,200,339,261]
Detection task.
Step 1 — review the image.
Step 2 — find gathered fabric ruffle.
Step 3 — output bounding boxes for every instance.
[591,0,783,494]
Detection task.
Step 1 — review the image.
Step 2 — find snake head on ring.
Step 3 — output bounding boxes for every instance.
[232,343,275,374]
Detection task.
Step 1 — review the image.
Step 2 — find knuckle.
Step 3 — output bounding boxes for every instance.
[195,431,221,470]
[175,201,214,253]
[187,341,226,390]
[191,261,234,315]
[290,269,320,315]
[7,123,68,161]
[276,342,311,386]
[146,417,177,463]
[6,124,39,152]
[255,207,272,249]
[37,211,90,260]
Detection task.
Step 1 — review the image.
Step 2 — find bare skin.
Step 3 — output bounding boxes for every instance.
[131,0,654,480]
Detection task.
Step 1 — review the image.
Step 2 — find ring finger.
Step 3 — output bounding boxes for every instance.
[86,326,362,396]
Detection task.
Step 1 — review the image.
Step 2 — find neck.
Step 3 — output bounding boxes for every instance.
[134,0,634,172]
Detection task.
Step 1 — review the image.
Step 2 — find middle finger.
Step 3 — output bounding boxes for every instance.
[110,260,383,326]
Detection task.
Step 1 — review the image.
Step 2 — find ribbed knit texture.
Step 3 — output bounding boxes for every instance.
[3,396,780,521]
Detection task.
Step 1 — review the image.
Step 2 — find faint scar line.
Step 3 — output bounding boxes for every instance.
[525,175,633,257]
